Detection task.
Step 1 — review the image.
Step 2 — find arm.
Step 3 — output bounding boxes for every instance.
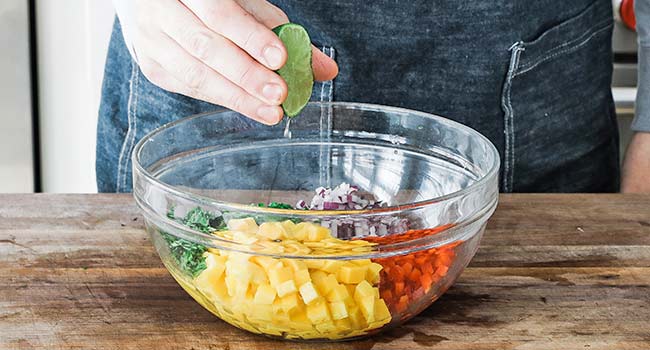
[111,0,338,125]
[621,0,650,193]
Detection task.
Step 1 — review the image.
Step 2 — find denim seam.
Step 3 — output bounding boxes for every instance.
[117,62,139,192]
[515,22,612,76]
[319,46,336,102]
[501,42,524,193]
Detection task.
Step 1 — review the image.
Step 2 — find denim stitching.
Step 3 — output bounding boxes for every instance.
[123,68,140,191]
[516,22,612,76]
[501,42,524,193]
[117,61,138,192]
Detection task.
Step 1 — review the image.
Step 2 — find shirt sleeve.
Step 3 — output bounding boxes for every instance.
[632,0,650,131]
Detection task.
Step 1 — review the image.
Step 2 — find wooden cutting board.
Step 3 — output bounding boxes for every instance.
[1,194,649,350]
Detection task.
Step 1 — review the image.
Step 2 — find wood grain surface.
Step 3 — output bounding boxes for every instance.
[1,194,649,350]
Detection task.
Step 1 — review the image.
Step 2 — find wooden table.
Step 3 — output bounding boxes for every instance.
[1,194,649,350]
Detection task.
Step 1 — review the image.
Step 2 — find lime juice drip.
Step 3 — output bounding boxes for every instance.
[283,117,292,139]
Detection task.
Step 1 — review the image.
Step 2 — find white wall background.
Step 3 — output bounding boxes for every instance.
[0,0,34,192]
[36,0,115,193]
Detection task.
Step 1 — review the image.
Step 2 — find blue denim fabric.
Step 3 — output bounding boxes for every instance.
[97,0,619,193]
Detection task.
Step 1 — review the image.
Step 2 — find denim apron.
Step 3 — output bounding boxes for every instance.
[97,0,619,193]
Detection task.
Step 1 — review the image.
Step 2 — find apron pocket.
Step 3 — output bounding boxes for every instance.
[500,0,619,193]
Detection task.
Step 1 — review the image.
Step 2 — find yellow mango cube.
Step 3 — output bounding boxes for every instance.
[276,280,297,297]
[359,297,375,322]
[366,263,383,283]
[351,259,373,266]
[253,284,276,305]
[231,231,258,244]
[203,253,226,279]
[251,256,277,269]
[321,260,344,274]
[373,298,391,323]
[326,284,350,302]
[227,217,258,232]
[314,274,339,296]
[268,266,293,287]
[337,265,366,284]
[283,259,308,272]
[305,259,325,269]
[258,222,288,240]
[278,292,301,313]
[354,280,375,299]
[298,282,320,305]
[347,306,367,329]
[328,300,348,320]
[295,222,331,242]
[306,300,331,324]
[294,269,311,286]
[345,284,357,298]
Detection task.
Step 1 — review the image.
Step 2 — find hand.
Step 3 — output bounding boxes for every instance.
[113,0,338,125]
[621,132,650,193]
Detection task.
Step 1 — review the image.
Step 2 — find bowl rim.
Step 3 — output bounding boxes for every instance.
[133,101,499,216]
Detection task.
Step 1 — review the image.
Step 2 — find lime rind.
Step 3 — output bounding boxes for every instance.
[273,23,314,118]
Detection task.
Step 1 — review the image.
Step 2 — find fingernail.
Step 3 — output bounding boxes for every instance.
[262,83,284,104]
[263,45,284,69]
[257,106,281,124]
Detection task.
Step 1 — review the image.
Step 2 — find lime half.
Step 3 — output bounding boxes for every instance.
[273,23,313,118]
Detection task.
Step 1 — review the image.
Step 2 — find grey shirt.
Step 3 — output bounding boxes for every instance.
[633,0,650,131]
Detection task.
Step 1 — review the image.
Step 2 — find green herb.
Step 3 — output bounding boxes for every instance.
[163,207,224,277]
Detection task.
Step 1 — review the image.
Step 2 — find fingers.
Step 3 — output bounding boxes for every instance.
[161,0,287,106]
[232,0,339,82]
[180,0,287,70]
[311,46,339,81]
[139,35,283,125]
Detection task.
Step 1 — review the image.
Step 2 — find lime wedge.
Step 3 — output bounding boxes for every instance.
[273,23,314,118]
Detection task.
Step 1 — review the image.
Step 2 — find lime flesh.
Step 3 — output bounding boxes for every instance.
[273,23,314,118]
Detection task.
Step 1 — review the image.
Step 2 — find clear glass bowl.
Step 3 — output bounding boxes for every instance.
[132,102,499,341]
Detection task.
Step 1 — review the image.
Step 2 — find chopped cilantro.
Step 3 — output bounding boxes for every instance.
[162,207,225,277]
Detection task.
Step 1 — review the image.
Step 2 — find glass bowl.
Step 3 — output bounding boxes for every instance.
[132,102,499,341]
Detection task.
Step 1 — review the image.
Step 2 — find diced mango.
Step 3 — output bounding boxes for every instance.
[373,298,391,323]
[328,301,348,320]
[321,260,344,274]
[268,266,293,287]
[358,297,375,322]
[306,300,331,324]
[184,219,394,340]
[278,292,301,313]
[295,222,331,241]
[227,217,258,232]
[326,284,350,302]
[298,282,319,305]
[258,222,288,240]
[347,306,367,329]
[337,265,366,284]
[305,259,325,269]
[253,284,276,305]
[276,280,297,297]
[201,253,226,279]
[314,274,339,296]
[283,259,308,272]
[294,269,311,286]
[231,231,258,244]
[366,263,383,284]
